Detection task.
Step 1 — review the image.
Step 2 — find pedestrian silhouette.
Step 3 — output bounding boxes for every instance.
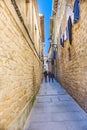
[48,71,51,82]
[51,73,54,82]
[48,72,54,83]
[43,70,48,82]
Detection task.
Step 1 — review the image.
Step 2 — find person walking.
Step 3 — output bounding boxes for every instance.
[48,71,51,82]
[51,73,54,83]
[43,70,48,82]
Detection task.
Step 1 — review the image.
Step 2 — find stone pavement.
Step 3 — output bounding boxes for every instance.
[23,79,87,130]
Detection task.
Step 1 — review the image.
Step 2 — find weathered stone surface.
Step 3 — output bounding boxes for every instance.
[0,0,42,129]
[55,1,87,112]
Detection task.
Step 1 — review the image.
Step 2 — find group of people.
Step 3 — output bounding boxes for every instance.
[43,70,54,83]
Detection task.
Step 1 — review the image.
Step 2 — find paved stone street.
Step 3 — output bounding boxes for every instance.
[24,79,87,130]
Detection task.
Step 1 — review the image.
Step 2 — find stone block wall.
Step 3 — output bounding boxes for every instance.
[0,0,42,129]
[57,1,87,111]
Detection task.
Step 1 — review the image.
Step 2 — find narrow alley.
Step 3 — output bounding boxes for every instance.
[24,80,87,130]
[0,0,87,130]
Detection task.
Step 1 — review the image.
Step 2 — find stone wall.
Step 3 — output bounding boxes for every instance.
[57,1,87,111]
[0,0,42,129]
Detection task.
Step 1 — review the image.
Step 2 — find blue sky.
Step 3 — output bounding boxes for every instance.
[37,0,52,55]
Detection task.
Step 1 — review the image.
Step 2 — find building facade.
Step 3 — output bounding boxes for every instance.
[43,55,48,72]
[0,0,44,129]
[48,45,53,73]
[50,0,87,111]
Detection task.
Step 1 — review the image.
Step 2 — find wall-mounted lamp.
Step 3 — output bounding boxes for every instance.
[52,43,58,48]
[48,36,58,49]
